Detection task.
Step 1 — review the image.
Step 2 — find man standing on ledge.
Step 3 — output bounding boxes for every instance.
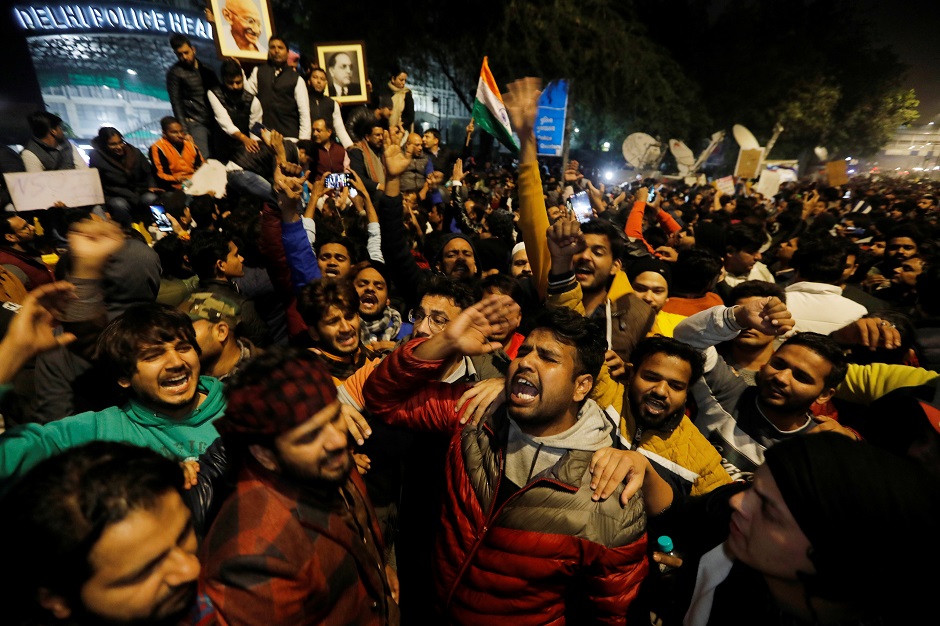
[165,34,218,158]
[245,36,311,141]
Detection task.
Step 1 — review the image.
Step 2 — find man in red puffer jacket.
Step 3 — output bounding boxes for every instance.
[365,297,649,625]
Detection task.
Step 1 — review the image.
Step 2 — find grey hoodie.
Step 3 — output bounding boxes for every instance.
[504,398,615,486]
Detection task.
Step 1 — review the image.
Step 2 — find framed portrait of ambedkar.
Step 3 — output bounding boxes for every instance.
[209,0,274,61]
[315,42,369,105]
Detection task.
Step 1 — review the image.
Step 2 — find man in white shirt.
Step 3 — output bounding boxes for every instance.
[244,36,310,140]
[20,111,87,173]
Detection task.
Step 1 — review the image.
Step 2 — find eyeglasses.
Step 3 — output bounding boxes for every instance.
[408,309,449,332]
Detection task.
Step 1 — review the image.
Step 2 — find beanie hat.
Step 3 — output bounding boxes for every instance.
[626,256,672,290]
[217,353,337,438]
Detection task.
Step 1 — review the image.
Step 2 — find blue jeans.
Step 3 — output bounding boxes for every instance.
[186,121,212,160]
[227,170,275,203]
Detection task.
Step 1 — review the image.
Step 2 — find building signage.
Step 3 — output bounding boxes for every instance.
[14,3,213,40]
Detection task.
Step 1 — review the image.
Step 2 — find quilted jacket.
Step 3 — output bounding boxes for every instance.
[364,339,649,625]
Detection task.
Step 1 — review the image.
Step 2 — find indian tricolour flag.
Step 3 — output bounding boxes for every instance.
[471,57,519,153]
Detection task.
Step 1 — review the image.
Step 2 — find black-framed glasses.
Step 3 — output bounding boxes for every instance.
[408,309,449,332]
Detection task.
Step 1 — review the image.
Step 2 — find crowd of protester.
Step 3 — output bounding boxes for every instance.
[0,35,938,626]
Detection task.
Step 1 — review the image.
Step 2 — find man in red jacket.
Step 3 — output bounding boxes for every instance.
[364,296,650,624]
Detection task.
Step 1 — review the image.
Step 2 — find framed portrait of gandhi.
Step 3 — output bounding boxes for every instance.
[315,42,369,105]
[209,0,274,61]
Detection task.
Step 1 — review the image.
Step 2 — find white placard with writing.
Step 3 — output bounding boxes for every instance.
[715,176,735,196]
[4,169,105,211]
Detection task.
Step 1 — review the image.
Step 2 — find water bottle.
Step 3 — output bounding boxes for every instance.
[657,535,679,574]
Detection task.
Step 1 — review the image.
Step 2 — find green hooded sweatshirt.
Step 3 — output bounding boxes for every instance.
[0,376,226,493]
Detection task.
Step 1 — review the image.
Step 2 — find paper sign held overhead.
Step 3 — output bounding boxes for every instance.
[715,176,735,196]
[756,169,782,198]
[4,169,104,212]
[734,148,764,179]
[826,160,850,187]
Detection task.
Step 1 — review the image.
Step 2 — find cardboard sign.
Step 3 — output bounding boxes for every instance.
[826,160,850,186]
[734,148,764,179]
[715,175,735,196]
[4,168,104,211]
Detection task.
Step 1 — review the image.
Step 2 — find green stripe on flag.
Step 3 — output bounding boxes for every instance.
[472,100,519,153]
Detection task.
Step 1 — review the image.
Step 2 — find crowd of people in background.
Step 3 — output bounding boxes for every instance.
[0,33,938,626]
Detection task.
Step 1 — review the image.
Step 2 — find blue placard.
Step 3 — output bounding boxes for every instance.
[535,80,569,157]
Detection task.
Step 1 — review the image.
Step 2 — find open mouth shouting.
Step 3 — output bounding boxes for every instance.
[641,395,668,417]
[510,375,540,406]
[573,261,595,280]
[160,370,193,396]
[323,265,342,278]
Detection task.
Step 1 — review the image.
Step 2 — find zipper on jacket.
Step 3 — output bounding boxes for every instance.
[445,439,579,608]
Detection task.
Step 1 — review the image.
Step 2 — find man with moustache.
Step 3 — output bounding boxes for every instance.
[298,277,375,385]
[352,260,404,350]
[674,297,862,480]
[201,347,399,625]
[150,116,205,191]
[305,65,353,148]
[165,34,218,158]
[364,298,650,623]
[545,215,656,372]
[245,36,311,140]
[619,336,732,497]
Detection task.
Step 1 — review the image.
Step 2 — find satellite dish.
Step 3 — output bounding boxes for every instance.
[732,124,760,150]
[622,132,662,169]
[669,139,695,175]
[814,146,829,161]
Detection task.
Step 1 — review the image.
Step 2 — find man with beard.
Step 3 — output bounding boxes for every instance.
[0,303,226,491]
[363,299,650,623]
[619,336,732,497]
[0,441,207,626]
[433,233,479,282]
[0,214,54,289]
[509,242,533,279]
[298,277,374,385]
[245,36,311,140]
[20,111,87,173]
[165,34,218,159]
[674,297,865,480]
[201,347,399,625]
[150,116,205,192]
[348,120,387,204]
[353,260,403,350]
[207,58,263,164]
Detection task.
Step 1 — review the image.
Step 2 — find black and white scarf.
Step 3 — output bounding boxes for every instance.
[359,306,402,344]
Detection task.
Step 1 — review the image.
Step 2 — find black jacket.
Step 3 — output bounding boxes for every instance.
[88,140,156,204]
[166,60,219,128]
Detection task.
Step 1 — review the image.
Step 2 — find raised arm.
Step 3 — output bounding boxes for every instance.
[504,77,551,301]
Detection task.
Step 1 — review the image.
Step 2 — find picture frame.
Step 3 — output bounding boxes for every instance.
[209,0,274,62]
[315,41,369,105]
